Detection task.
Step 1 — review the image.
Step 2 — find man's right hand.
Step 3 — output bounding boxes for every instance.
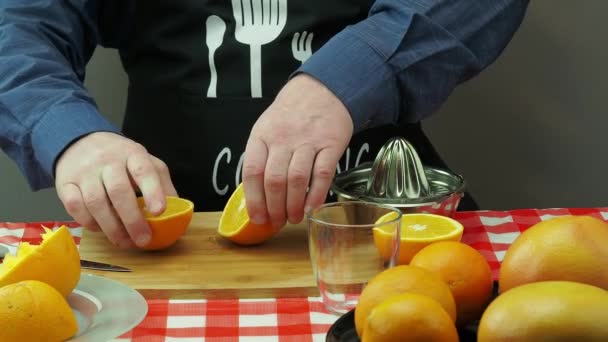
[54,132,178,248]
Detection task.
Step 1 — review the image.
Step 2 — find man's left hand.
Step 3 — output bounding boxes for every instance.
[242,74,353,228]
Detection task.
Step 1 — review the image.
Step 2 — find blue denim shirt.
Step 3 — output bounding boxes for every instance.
[0,0,529,190]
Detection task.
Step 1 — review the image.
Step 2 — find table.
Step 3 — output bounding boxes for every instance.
[2,207,606,341]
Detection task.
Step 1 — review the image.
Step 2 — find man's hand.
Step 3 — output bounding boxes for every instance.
[242,74,353,228]
[54,132,178,248]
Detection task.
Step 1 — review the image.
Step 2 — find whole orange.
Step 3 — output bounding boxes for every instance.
[478,281,608,342]
[499,215,608,293]
[354,265,456,337]
[137,196,194,250]
[410,241,493,326]
[362,293,459,342]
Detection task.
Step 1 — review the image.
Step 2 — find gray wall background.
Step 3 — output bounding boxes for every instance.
[1,1,606,220]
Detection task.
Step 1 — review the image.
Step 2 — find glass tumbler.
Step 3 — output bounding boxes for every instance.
[307,201,402,315]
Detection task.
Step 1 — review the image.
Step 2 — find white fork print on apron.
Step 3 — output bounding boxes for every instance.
[232,0,288,98]
[292,31,314,64]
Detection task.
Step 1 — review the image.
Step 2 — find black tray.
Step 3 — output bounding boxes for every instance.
[326,281,499,342]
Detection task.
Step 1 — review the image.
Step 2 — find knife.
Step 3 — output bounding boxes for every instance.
[80,259,132,272]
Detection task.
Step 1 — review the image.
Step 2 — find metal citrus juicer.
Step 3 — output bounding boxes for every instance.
[331,136,466,217]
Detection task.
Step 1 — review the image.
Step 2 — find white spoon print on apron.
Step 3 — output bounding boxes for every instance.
[232,0,288,98]
[206,15,226,98]
[292,31,313,64]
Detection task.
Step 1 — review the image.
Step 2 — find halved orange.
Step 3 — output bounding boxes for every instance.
[218,183,280,245]
[0,280,79,342]
[137,196,194,250]
[374,213,464,265]
[0,226,80,297]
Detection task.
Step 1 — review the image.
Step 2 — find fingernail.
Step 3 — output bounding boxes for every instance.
[149,201,164,215]
[304,206,312,215]
[251,214,266,225]
[289,215,304,225]
[136,234,151,247]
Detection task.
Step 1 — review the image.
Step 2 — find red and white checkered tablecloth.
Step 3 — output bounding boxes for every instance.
[2,207,607,341]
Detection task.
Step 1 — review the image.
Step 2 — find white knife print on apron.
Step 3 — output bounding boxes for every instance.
[205,15,226,98]
[292,31,314,64]
[232,0,288,98]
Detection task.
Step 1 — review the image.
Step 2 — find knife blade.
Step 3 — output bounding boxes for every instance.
[80,259,132,272]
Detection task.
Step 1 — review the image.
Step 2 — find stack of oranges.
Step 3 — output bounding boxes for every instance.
[355,241,493,341]
[355,214,608,342]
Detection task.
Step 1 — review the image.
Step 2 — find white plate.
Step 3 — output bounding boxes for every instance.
[67,274,148,341]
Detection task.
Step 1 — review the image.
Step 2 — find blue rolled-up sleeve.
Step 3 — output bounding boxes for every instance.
[297,0,530,132]
[0,0,130,190]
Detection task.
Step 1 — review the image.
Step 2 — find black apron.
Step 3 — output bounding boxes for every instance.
[118,1,478,212]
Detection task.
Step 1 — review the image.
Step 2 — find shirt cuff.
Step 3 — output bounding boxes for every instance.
[295,28,399,133]
[31,101,121,181]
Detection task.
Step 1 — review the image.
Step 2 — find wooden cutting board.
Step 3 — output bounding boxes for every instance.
[79,212,318,299]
